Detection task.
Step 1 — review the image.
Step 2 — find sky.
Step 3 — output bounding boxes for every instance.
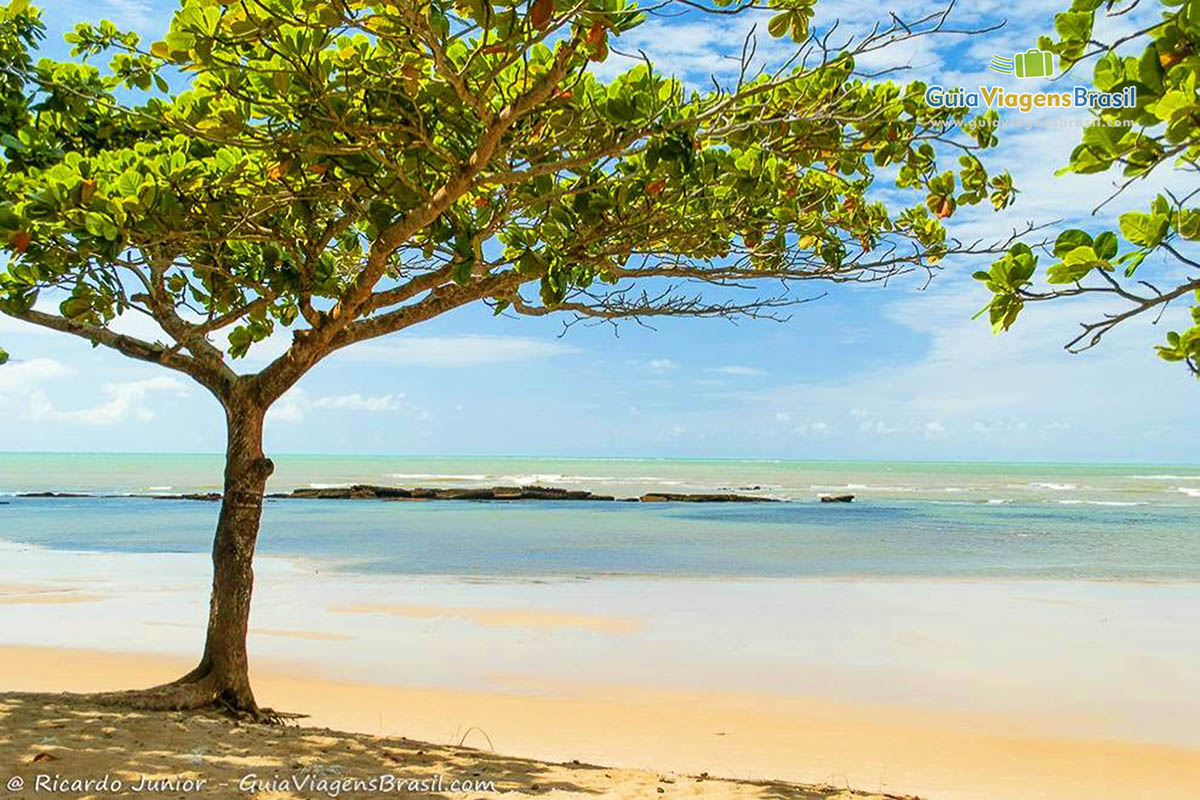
[0,0,1196,462]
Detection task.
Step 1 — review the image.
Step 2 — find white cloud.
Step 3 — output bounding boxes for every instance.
[710,365,764,376]
[0,356,187,426]
[340,335,576,368]
[103,0,155,28]
[28,376,188,426]
[858,418,900,436]
[310,393,404,412]
[0,358,73,391]
[268,389,417,424]
[752,268,1198,458]
[268,395,306,424]
[656,423,688,441]
[648,358,678,371]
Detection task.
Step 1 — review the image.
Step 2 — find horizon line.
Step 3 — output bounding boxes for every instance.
[1,451,1198,468]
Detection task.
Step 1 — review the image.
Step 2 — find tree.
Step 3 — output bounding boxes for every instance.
[0,0,1014,715]
[977,0,1200,376]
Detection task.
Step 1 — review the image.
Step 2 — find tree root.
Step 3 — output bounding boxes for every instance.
[87,674,307,725]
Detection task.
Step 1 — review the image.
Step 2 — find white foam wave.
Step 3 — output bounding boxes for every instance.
[809,484,916,492]
[1129,475,1200,481]
[385,473,489,482]
[498,474,683,486]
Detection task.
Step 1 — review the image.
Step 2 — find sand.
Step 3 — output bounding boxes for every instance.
[1,646,1198,800]
[329,604,643,633]
[0,692,901,800]
[0,585,107,605]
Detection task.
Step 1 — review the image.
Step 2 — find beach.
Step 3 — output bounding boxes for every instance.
[3,643,1199,800]
[2,552,1199,798]
[2,458,1199,798]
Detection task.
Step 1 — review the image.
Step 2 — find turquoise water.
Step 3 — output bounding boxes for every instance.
[2,455,1197,580]
[2,452,1200,503]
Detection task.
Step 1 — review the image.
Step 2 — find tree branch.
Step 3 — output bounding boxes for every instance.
[1,308,229,396]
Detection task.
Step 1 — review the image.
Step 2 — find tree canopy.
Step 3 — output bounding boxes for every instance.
[0,0,1014,407]
[977,0,1200,377]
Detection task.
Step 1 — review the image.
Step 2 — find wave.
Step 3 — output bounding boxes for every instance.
[385,473,489,482]
[1128,475,1200,481]
[497,474,684,486]
[809,484,916,492]
[1176,487,1200,499]
[382,473,686,486]
[1057,500,1146,507]
[1029,482,1078,491]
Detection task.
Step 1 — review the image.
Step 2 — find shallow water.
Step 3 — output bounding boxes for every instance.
[2,455,1198,581]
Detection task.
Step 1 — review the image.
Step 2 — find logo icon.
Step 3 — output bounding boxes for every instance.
[989,49,1054,79]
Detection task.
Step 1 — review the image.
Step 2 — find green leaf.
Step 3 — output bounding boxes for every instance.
[1053,229,1093,257]
[1054,10,1093,43]
[451,257,474,286]
[1119,212,1164,246]
[1116,249,1147,277]
[1093,231,1118,259]
[767,12,790,38]
[1175,209,1200,239]
[1062,245,1099,266]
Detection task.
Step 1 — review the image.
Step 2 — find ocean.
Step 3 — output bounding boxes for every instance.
[1,454,1198,580]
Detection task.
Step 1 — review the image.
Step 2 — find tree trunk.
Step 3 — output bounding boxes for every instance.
[100,396,273,714]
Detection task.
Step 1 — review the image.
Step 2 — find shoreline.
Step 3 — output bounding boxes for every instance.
[3,551,1198,749]
[2,645,1199,800]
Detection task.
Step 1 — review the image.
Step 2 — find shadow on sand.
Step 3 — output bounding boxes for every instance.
[0,692,918,799]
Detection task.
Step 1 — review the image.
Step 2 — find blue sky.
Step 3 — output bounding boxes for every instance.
[1,0,1197,461]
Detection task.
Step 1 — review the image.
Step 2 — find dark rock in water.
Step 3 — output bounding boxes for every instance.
[433,488,501,500]
[290,487,350,499]
[639,492,776,503]
[515,485,605,501]
[149,492,222,502]
[820,494,855,503]
[14,484,776,504]
[288,484,616,502]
